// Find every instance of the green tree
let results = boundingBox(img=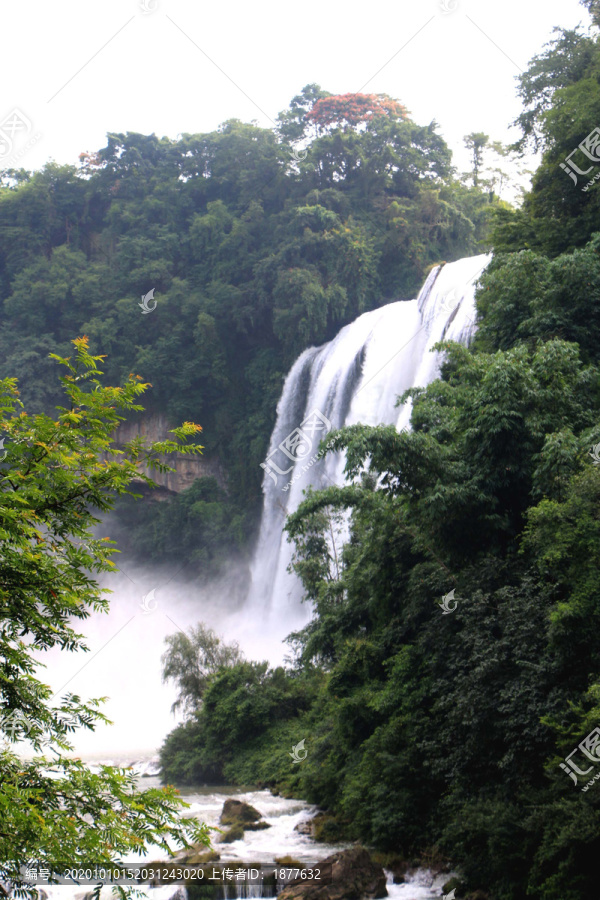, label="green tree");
[581,0,600,26]
[511,26,596,155]
[0,337,210,887]
[162,624,244,716]
[463,132,489,186]
[159,658,320,785]
[277,83,332,143]
[494,15,600,256]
